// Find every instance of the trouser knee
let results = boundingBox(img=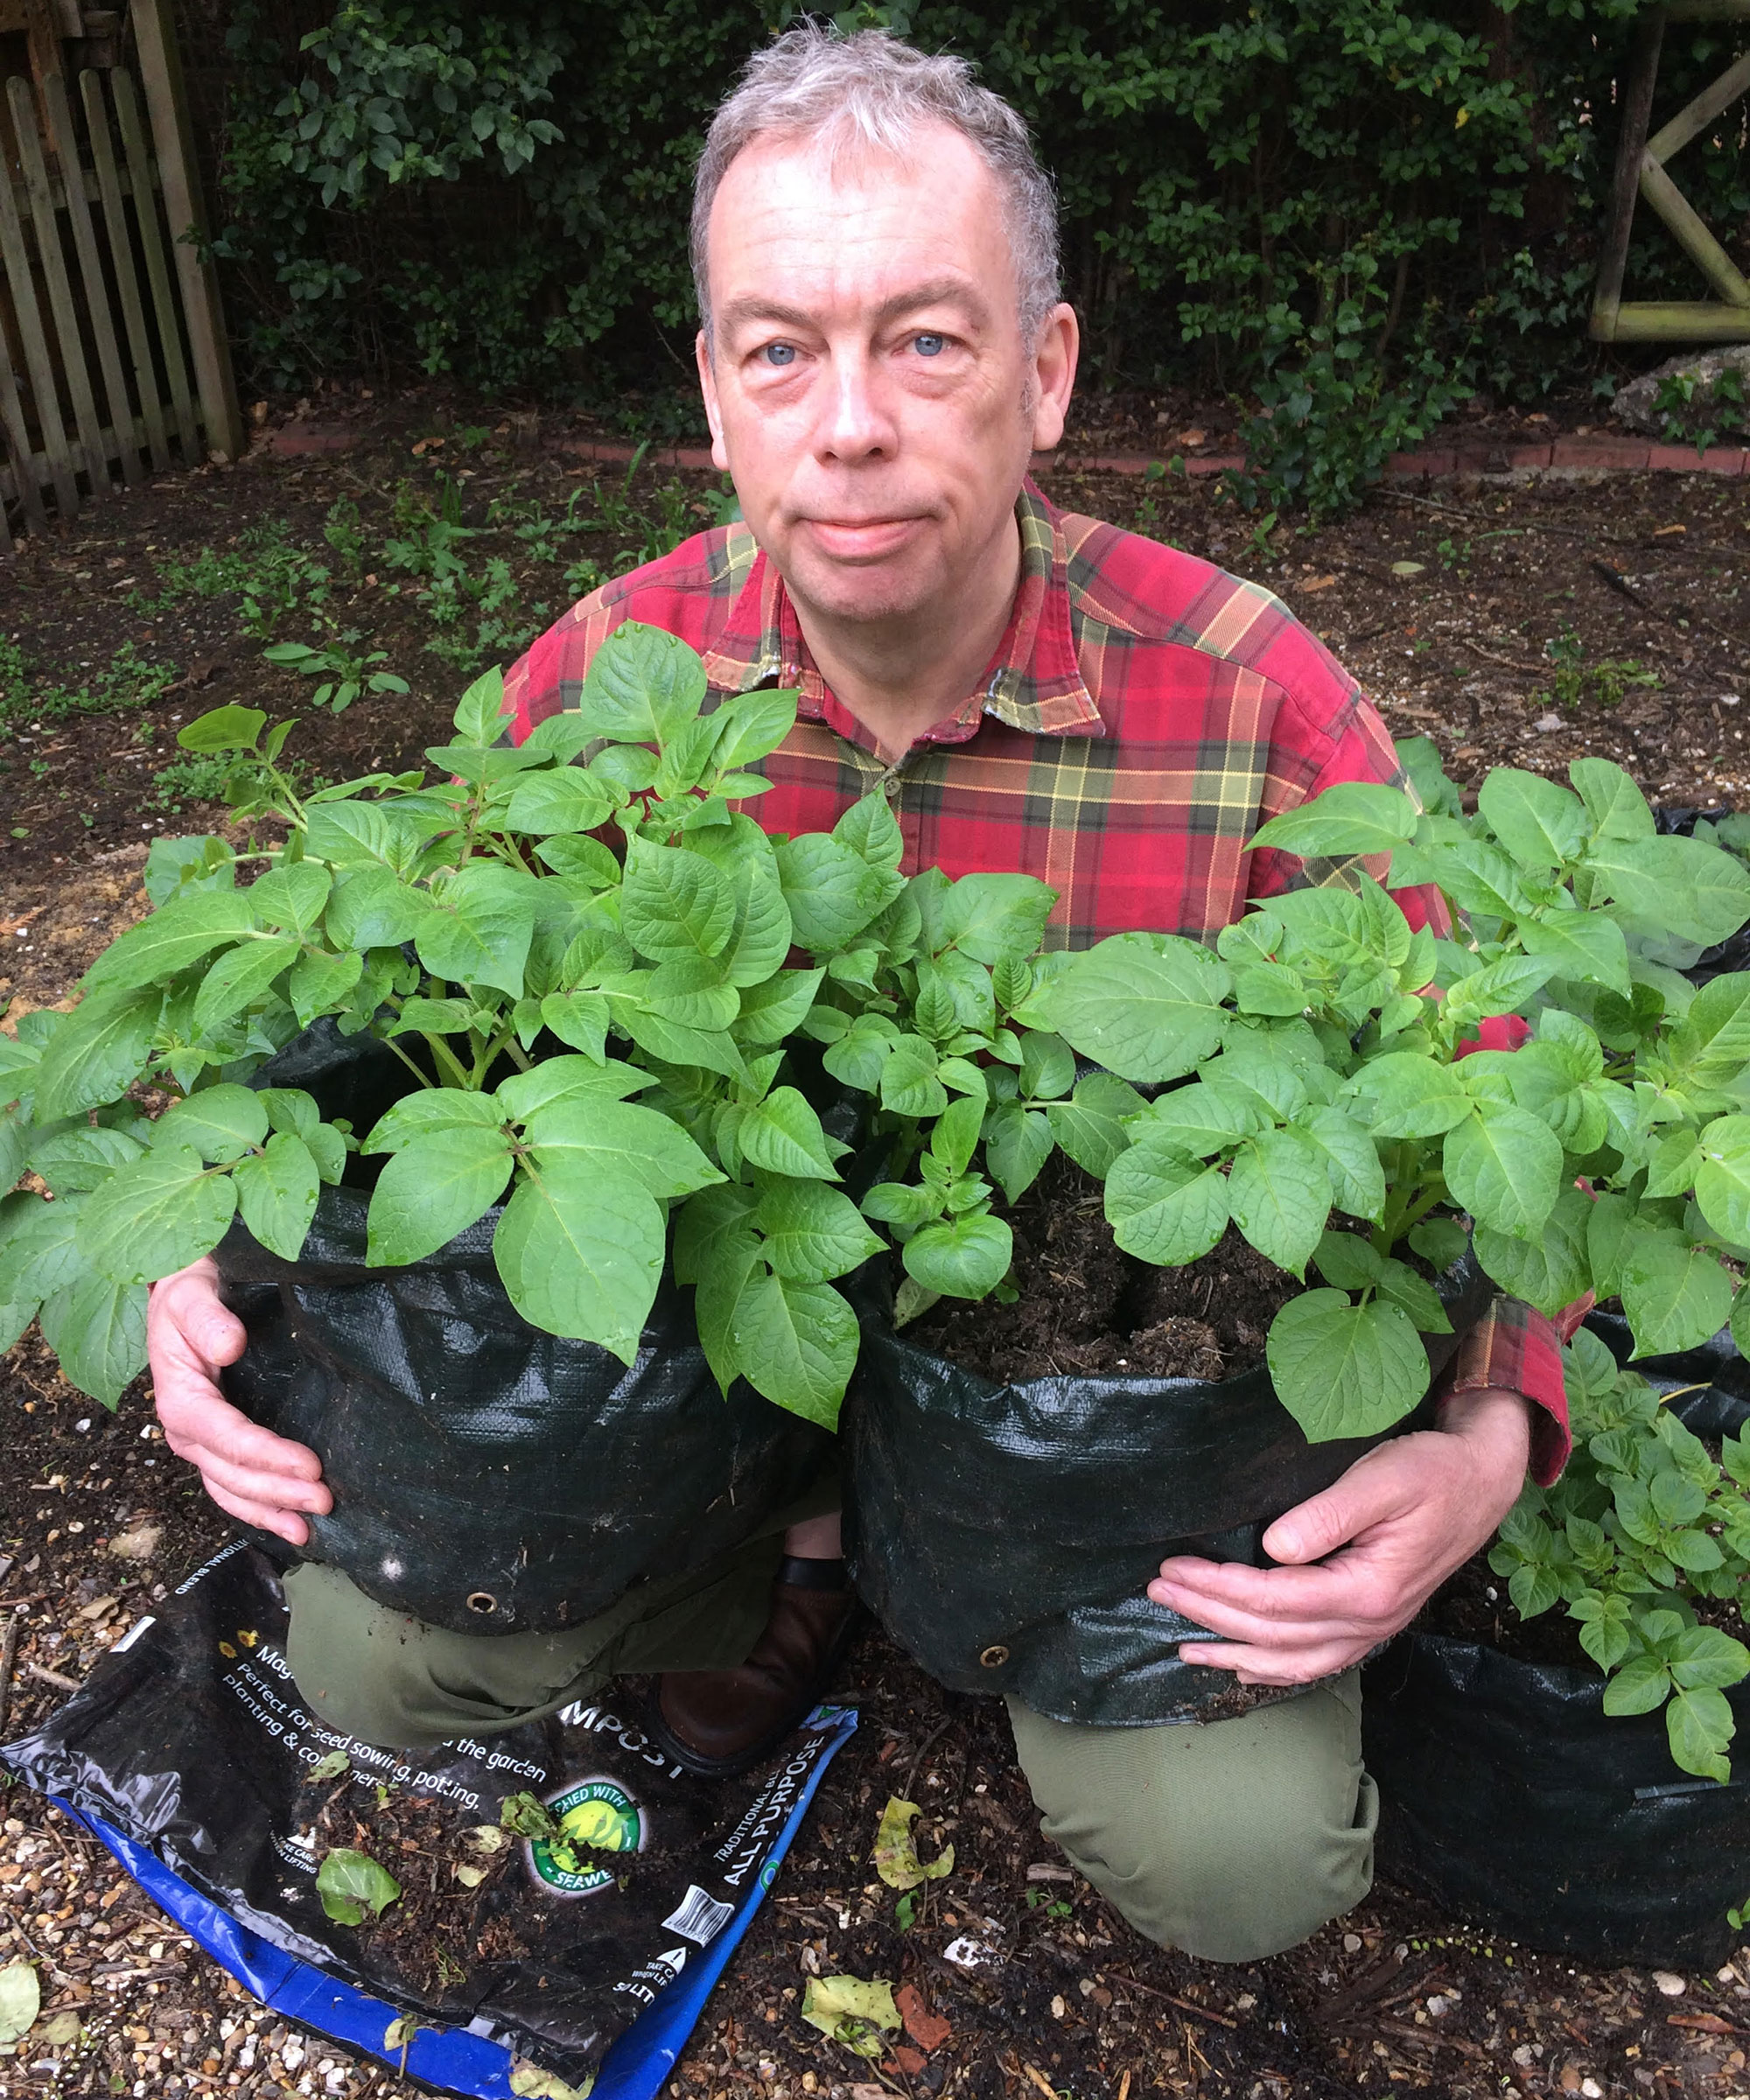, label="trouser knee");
[1006,1671,1377,1964]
